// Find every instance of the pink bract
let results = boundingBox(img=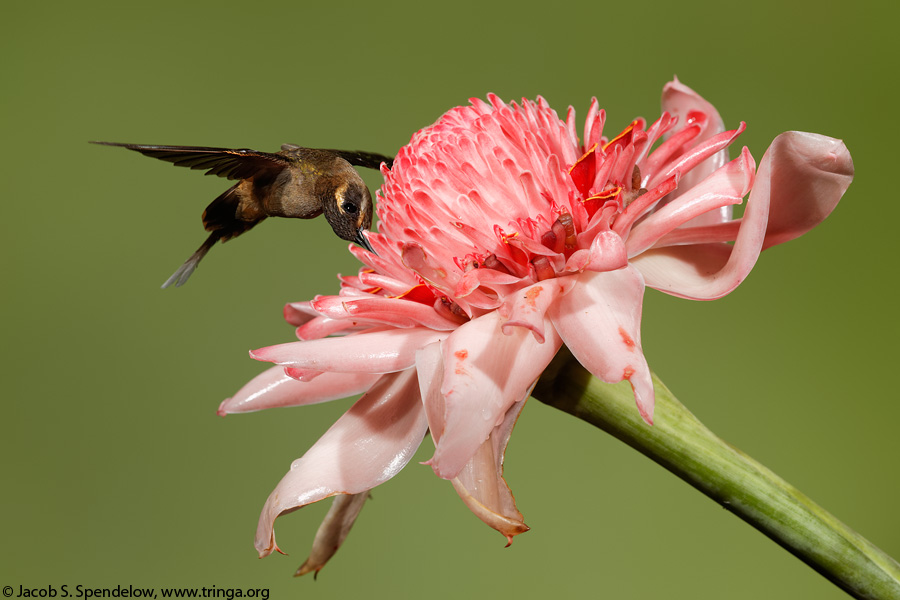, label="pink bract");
[219,79,853,574]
